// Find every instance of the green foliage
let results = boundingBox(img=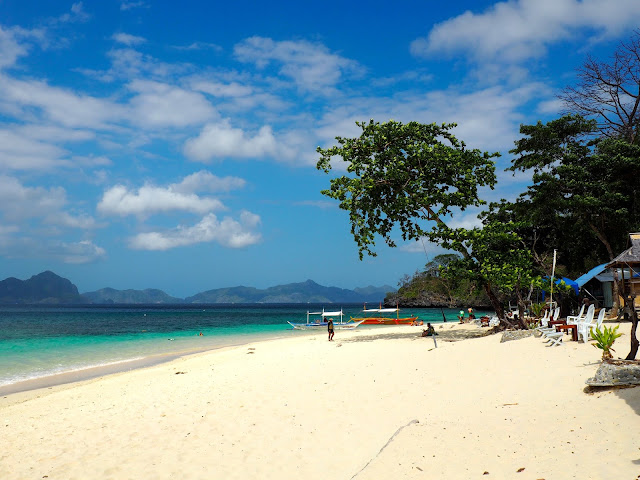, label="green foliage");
[396,265,490,307]
[317,119,498,260]
[591,325,623,360]
[508,114,640,276]
[529,302,545,318]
